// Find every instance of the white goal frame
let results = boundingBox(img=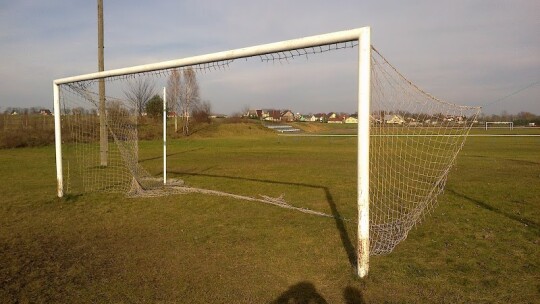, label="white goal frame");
[53,27,372,277]
[485,121,514,130]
